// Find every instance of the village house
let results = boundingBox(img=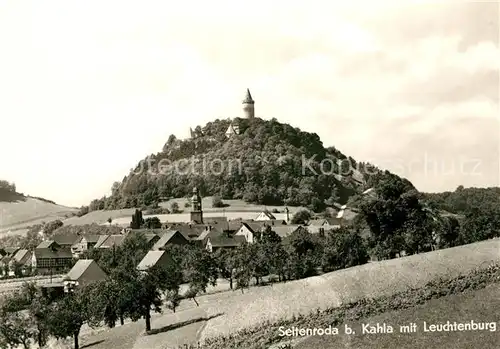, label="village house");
[94,234,126,249]
[63,259,107,292]
[137,250,173,272]
[31,247,74,274]
[205,233,246,253]
[255,210,277,221]
[127,229,162,249]
[71,234,101,257]
[271,225,305,239]
[152,230,189,250]
[53,234,81,249]
[0,255,11,276]
[306,218,342,234]
[8,249,32,276]
[37,240,60,249]
[234,222,265,243]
